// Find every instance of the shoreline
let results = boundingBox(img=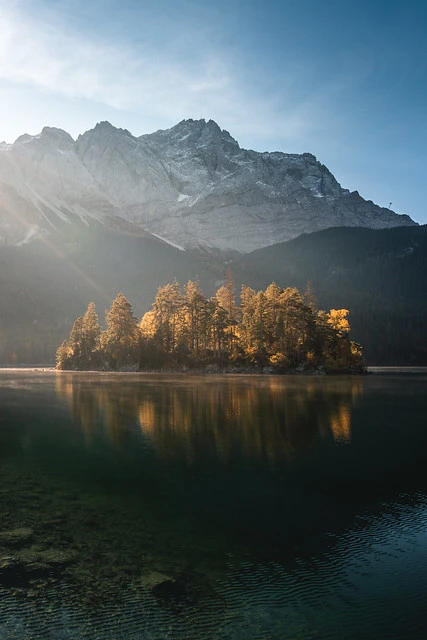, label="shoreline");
[3,365,427,375]
[1,365,366,375]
